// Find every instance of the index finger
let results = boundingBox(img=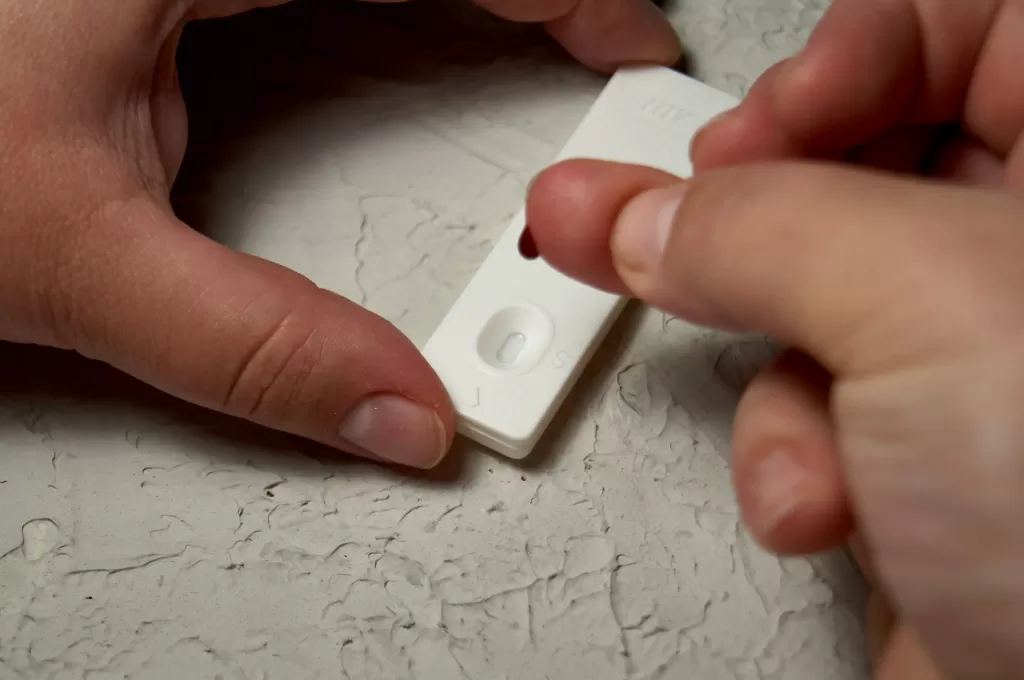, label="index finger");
[692,0,1009,169]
